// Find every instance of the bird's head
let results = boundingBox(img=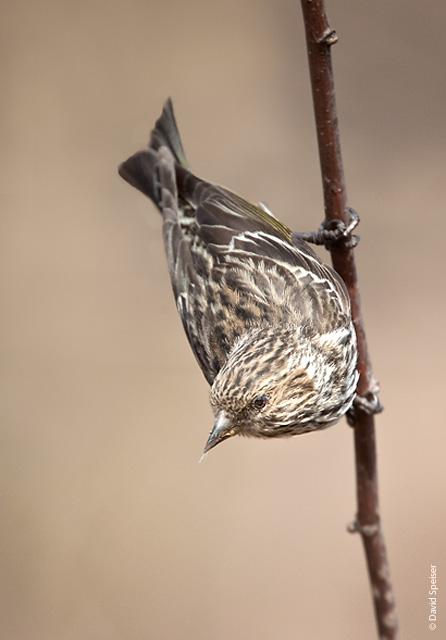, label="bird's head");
[204,326,332,453]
